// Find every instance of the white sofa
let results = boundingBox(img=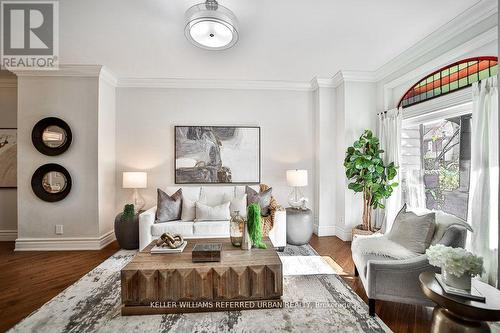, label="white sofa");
[139,185,287,251]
